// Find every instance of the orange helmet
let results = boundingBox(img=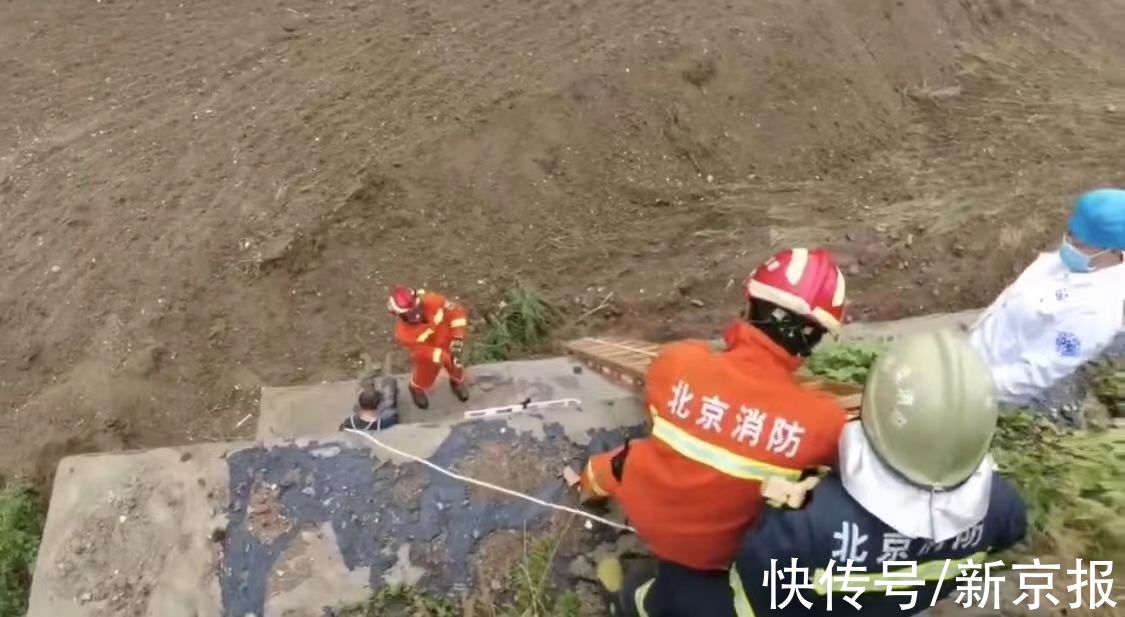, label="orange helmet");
[387,285,420,315]
[743,247,847,336]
